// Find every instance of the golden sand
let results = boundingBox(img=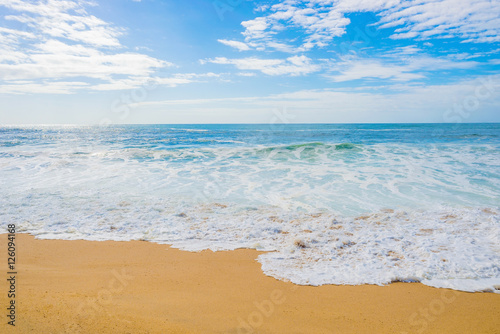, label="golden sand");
[1,234,499,333]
